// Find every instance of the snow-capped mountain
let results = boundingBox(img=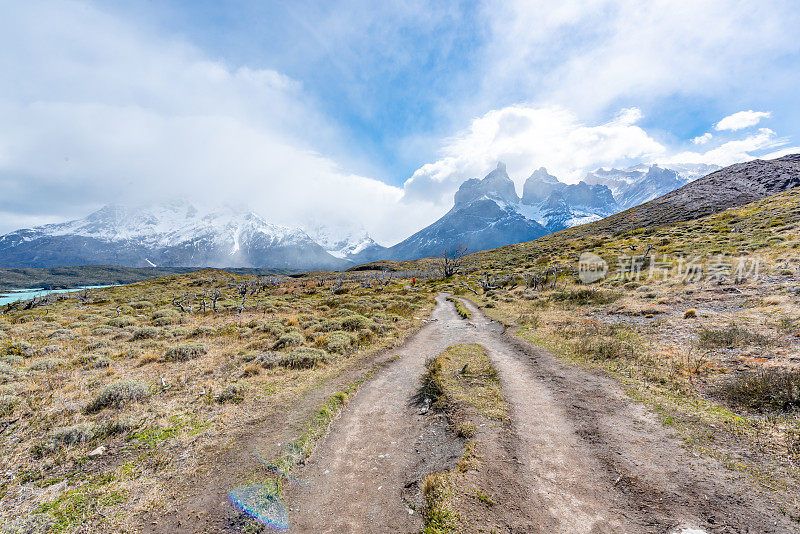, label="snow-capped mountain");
[305,224,386,262]
[584,163,720,209]
[0,161,723,268]
[371,160,722,262]
[379,163,548,260]
[519,168,618,232]
[0,201,347,269]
